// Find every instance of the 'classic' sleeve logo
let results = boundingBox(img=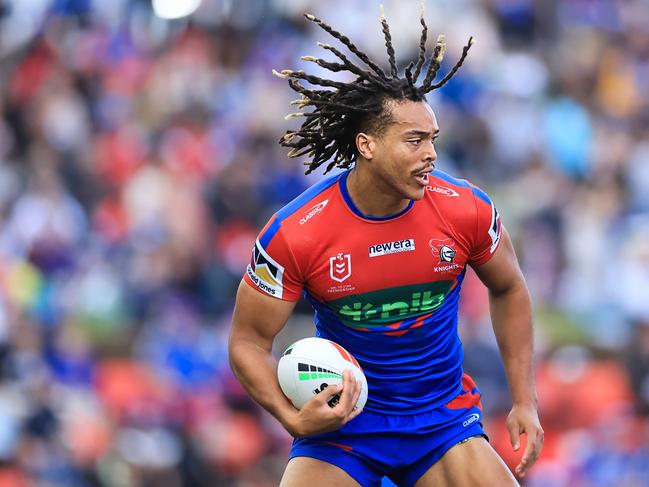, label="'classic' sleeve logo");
[246,240,285,298]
